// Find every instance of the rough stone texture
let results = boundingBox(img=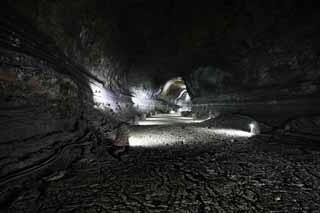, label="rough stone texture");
[8,1,320,128]
[10,0,130,93]
[3,124,320,212]
[0,47,88,179]
[0,5,133,209]
[1,1,320,212]
[192,99,320,129]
